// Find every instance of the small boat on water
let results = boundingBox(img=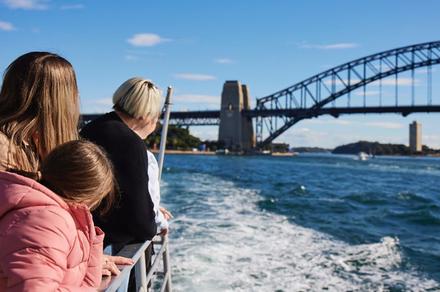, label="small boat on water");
[357,152,369,161]
[215,149,230,155]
